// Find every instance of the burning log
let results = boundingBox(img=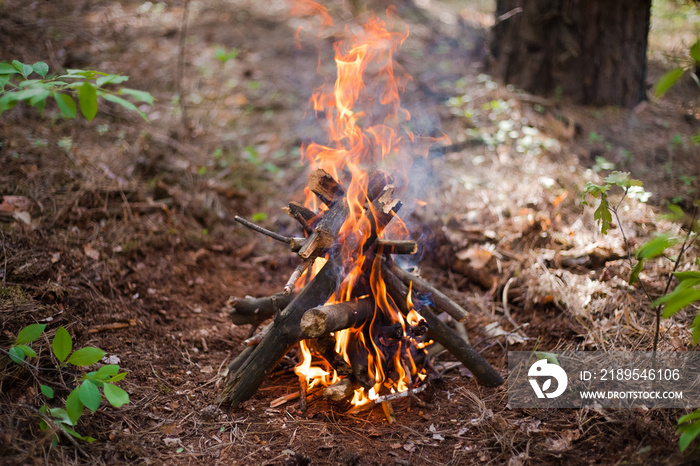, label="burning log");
[316,336,352,376]
[300,298,373,338]
[226,292,293,326]
[378,239,417,255]
[308,169,345,205]
[323,378,355,401]
[347,339,375,389]
[219,173,399,408]
[388,262,470,322]
[381,264,504,387]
